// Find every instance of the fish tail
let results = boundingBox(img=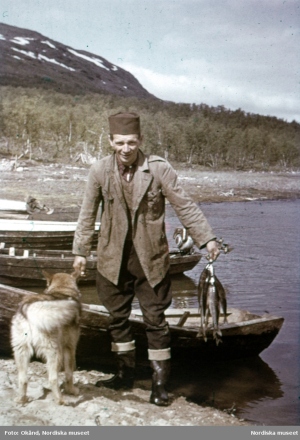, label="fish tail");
[214,335,223,346]
[213,328,222,345]
[196,326,207,342]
